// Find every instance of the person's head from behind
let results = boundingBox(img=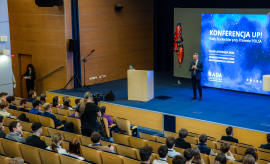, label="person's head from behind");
[267,133,270,144]
[199,134,208,144]
[179,128,188,139]
[62,96,69,103]
[139,146,153,163]
[33,100,41,110]
[29,90,36,98]
[69,139,82,156]
[6,96,15,105]
[191,146,202,162]
[215,153,227,164]
[63,99,71,109]
[9,157,24,164]
[43,103,52,113]
[75,99,81,105]
[40,94,47,103]
[220,142,230,154]
[0,92,7,101]
[158,145,168,159]
[172,155,186,164]
[79,92,92,114]
[243,154,255,164]
[91,132,101,144]
[100,106,106,115]
[31,122,42,136]
[53,96,60,107]
[193,53,199,61]
[166,136,176,149]
[245,147,257,161]
[27,64,35,73]
[226,126,234,136]
[51,133,63,152]
[184,148,194,162]
[0,101,9,110]
[20,98,28,108]
[0,116,4,128]
[9,121,22,134]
